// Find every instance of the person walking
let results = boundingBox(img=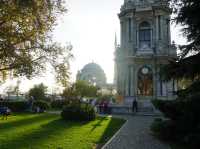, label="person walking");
[132,98,138,113]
